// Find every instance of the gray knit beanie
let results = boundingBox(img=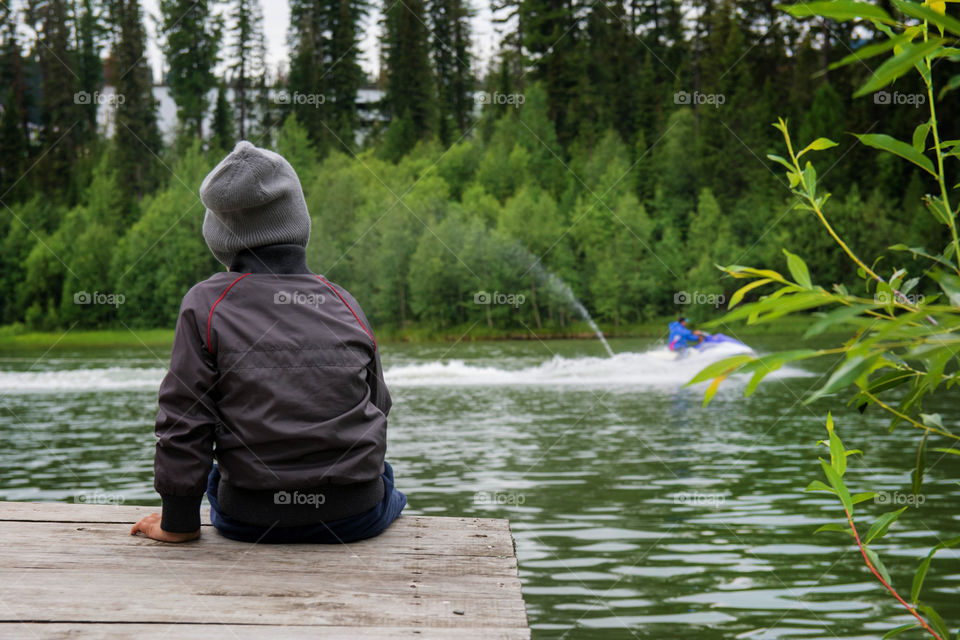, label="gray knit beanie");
[200,140,311,267]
